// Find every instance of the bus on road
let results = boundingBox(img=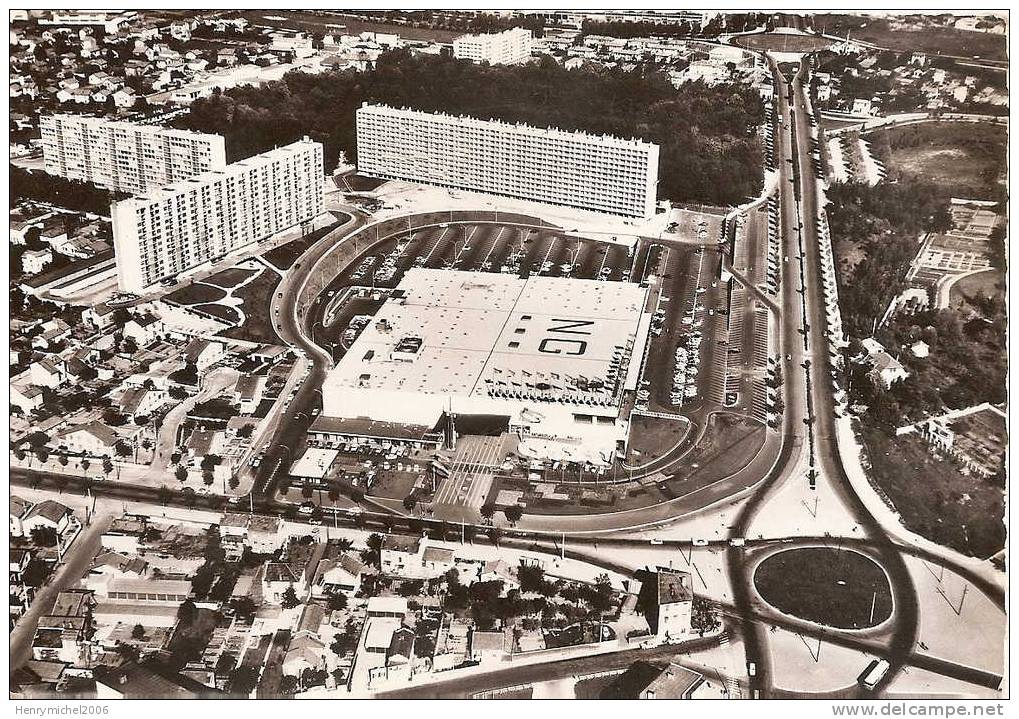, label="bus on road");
[859,659,890,690]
